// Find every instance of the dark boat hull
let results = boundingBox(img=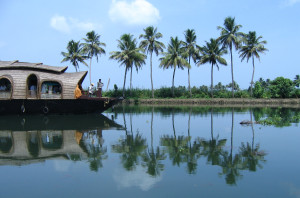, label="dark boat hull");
[0,98,120,115]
